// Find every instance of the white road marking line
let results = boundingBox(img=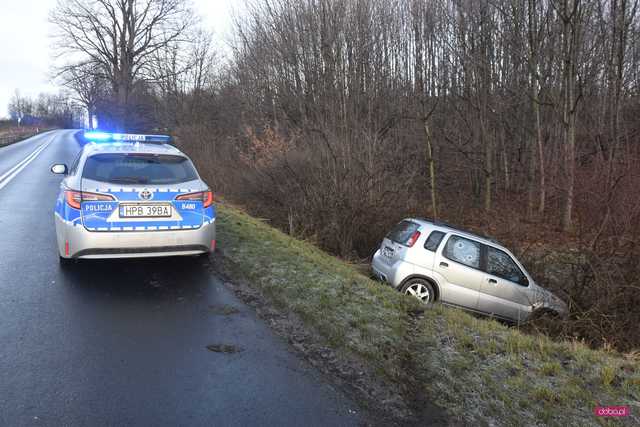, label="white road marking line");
[0,135,54,191]
[0,135,53,182]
